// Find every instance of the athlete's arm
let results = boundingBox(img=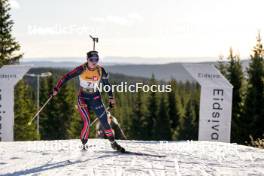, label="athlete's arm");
[101,67,114,98]
[53,64,85,94]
